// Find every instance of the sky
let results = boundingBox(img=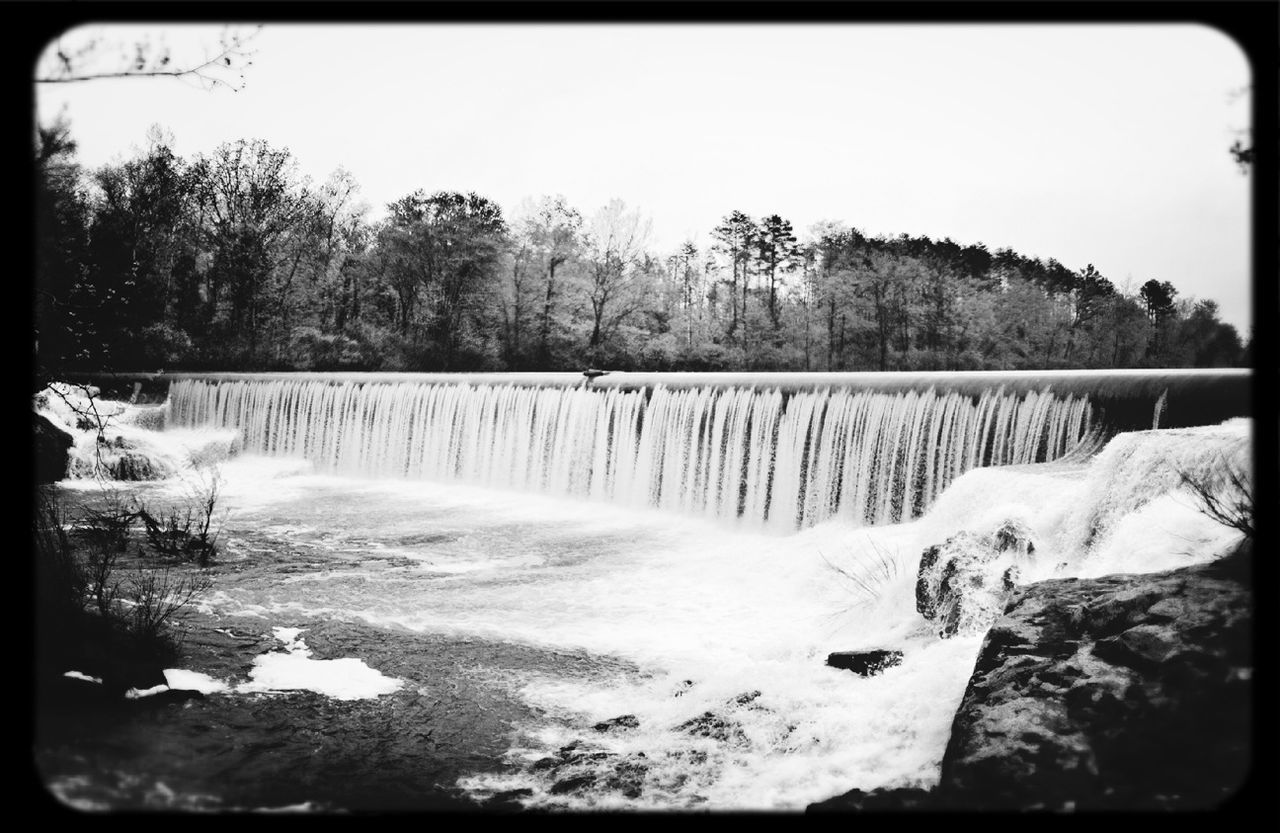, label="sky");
[34,23,1253,334]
